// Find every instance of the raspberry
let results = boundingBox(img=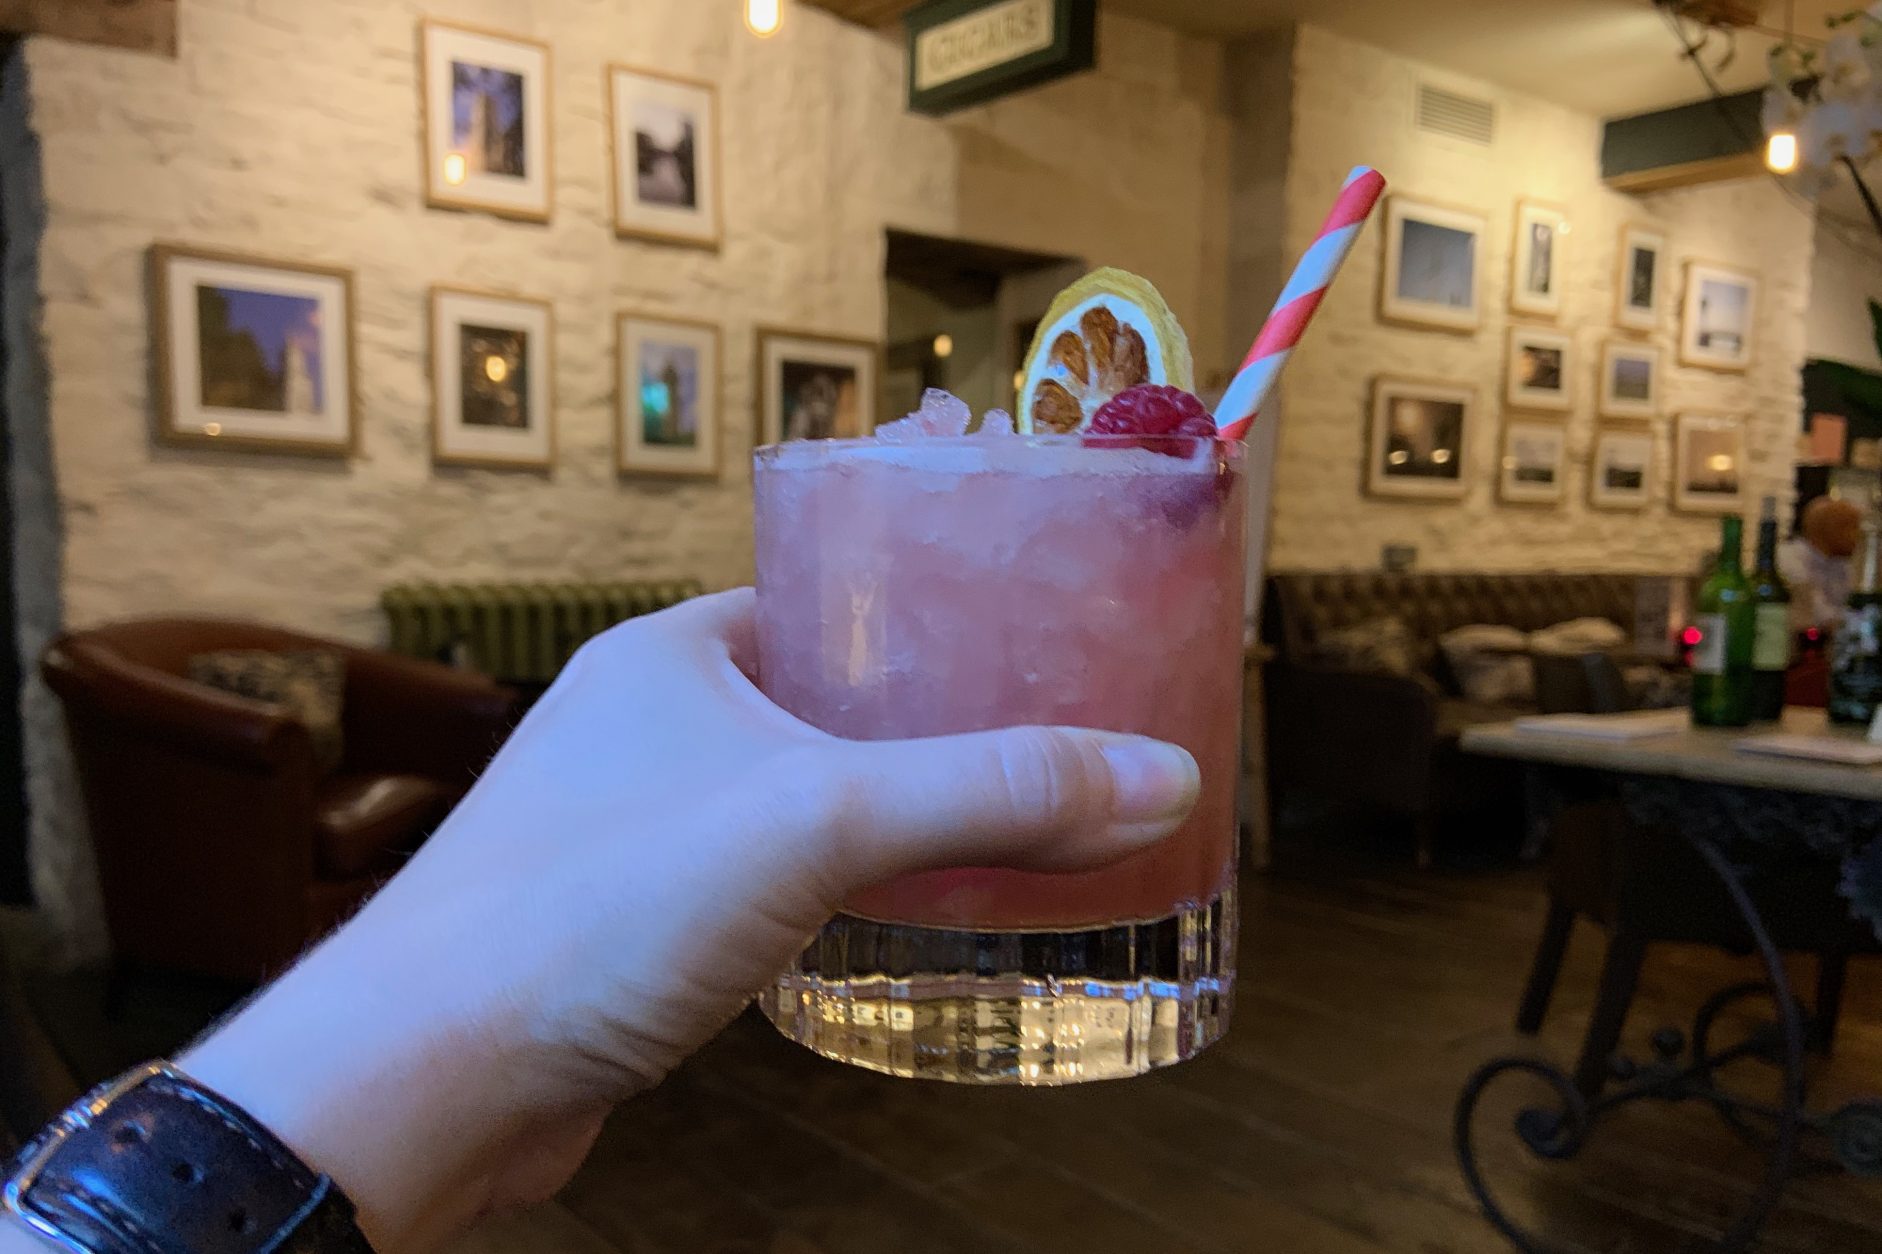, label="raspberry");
[1087,385,1216,451]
